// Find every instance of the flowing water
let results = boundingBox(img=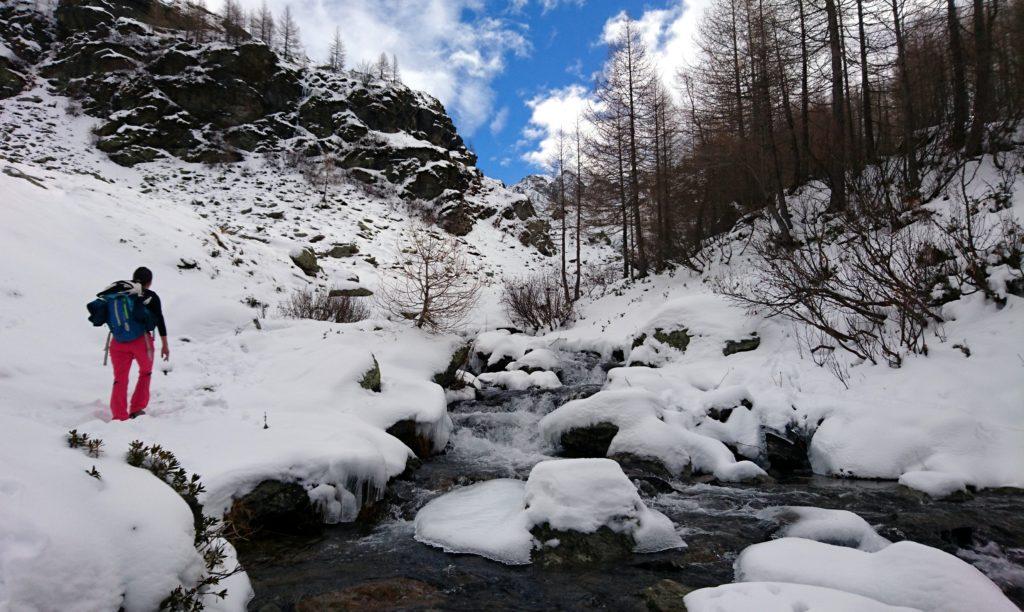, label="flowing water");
[241,352,1024,611]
